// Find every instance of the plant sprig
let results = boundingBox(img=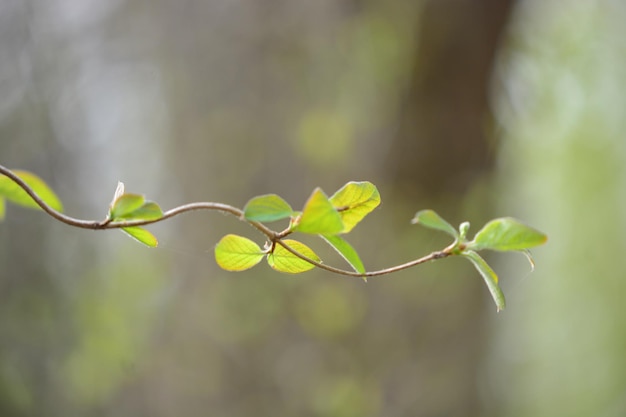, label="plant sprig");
[0,164,547,311]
